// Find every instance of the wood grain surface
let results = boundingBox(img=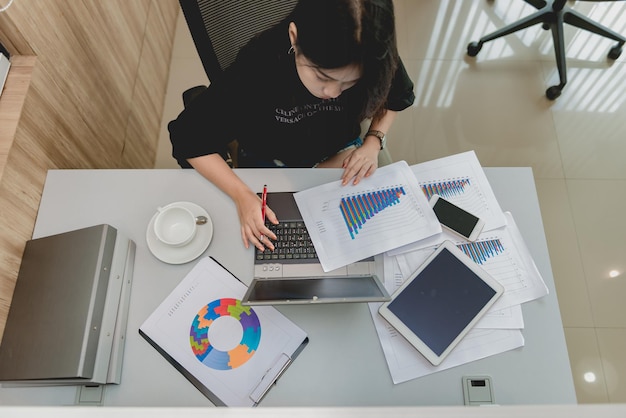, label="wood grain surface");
[0,0,179,339]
